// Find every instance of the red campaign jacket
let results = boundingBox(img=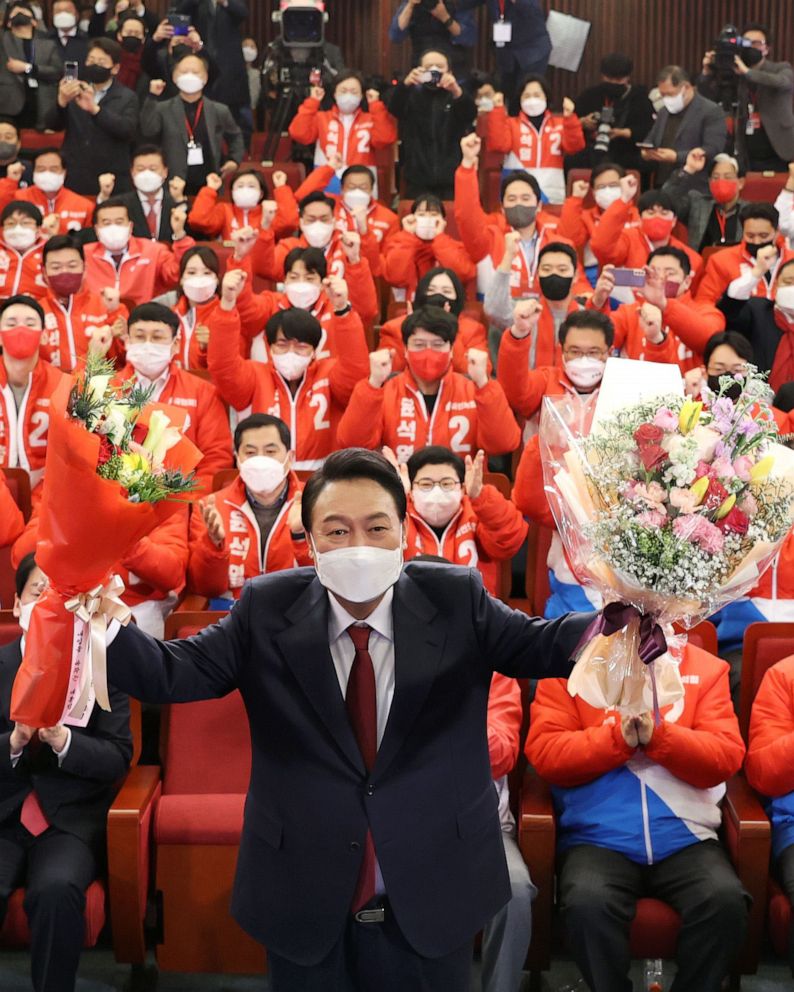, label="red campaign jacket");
[336,366,521,462]
[694,236,794,305]
[453,164,591,298]
[0,237,46,299]
[405,487,527,598]
[588,197,703,274]
[488,674,522,780]
[0,179,95,234]
[114,361,232,497]
[745,654,794,798]
[495,296,608,374]
[288,99,397,169]
[513,433,555,529]
[187,472,311,599]
[40,287,124,373]
[207,305,369,470]
[485,107,586,167]
[83,235,195,307]
[751,531,794,600]
[612,294,725,373]
[557,195,641,252]
[0,359,70,487]
[378,313,490,375]
[381,230,476,296]
[0,472,23,548]
[188,183,300,242]
[116,508,189,606]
